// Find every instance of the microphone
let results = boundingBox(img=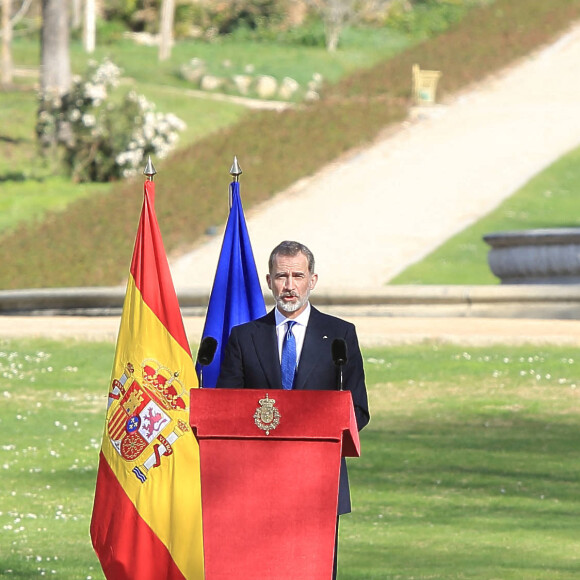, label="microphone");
[197,336,218,366]
[196,337,218,388]
[331,338,348,390]
[331,338,348,366]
